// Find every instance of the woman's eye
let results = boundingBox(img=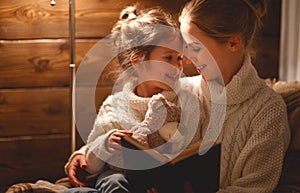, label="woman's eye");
[192,46,201,52]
